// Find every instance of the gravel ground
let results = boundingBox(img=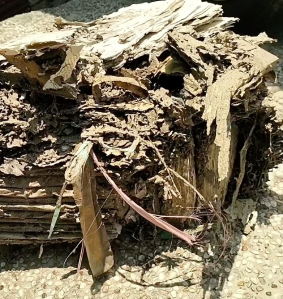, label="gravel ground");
[1,191,283,299]
[1,2,283,299]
